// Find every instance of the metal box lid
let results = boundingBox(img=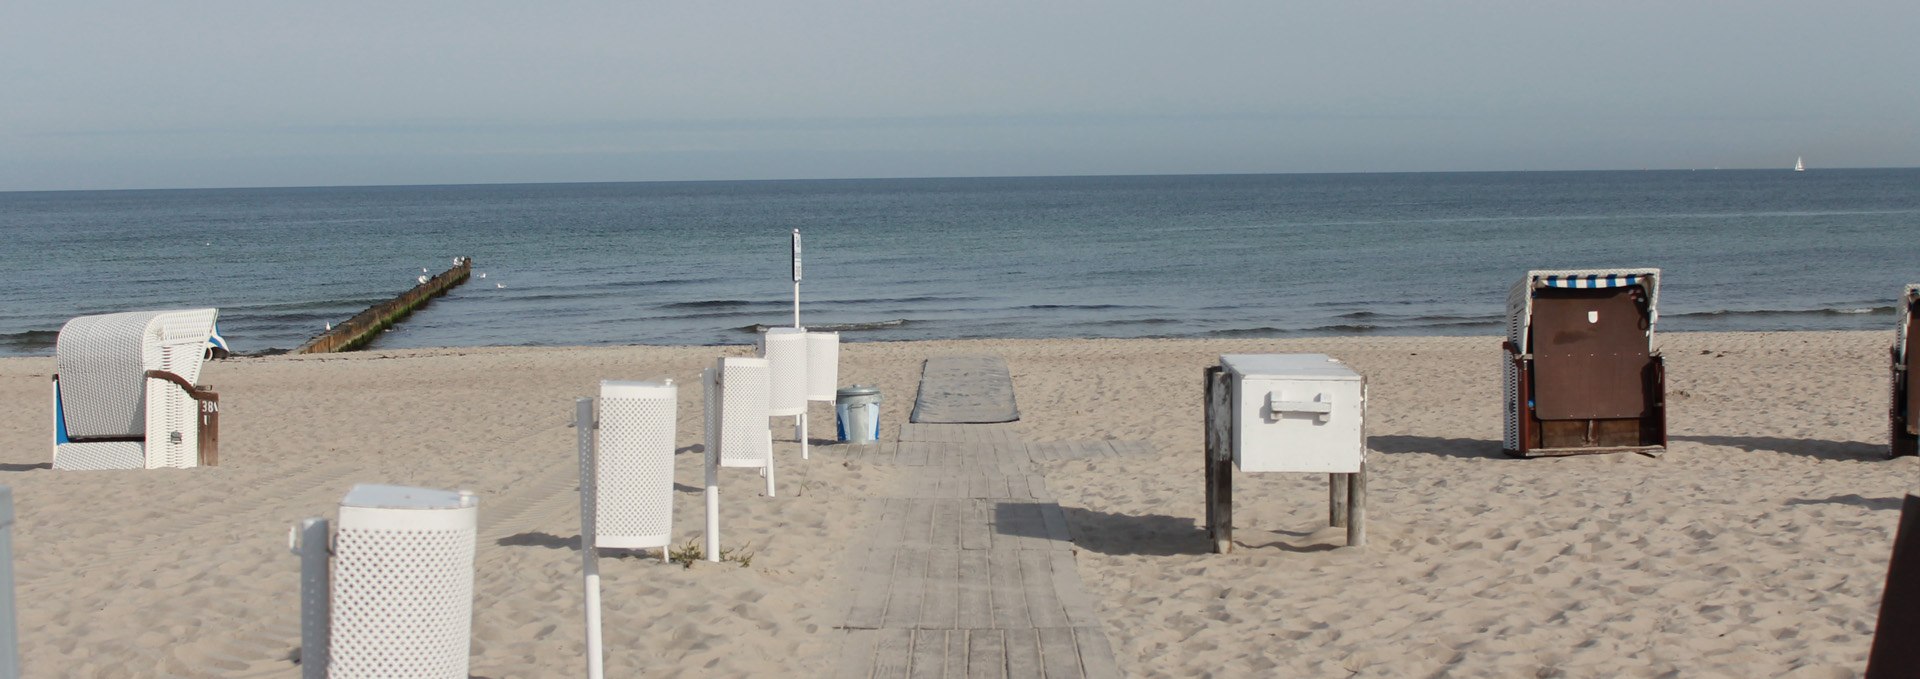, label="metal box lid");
[341,484,477,511]
[1220,354,1361,381]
